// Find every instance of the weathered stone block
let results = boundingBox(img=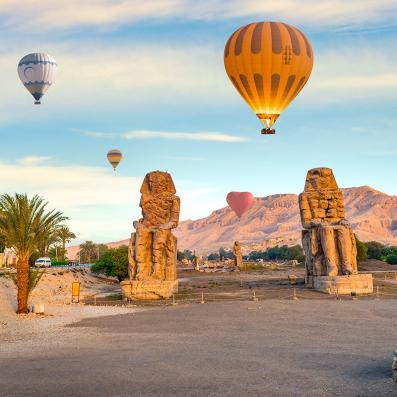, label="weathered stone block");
[121,280,178,300]
[313,274,373,295]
